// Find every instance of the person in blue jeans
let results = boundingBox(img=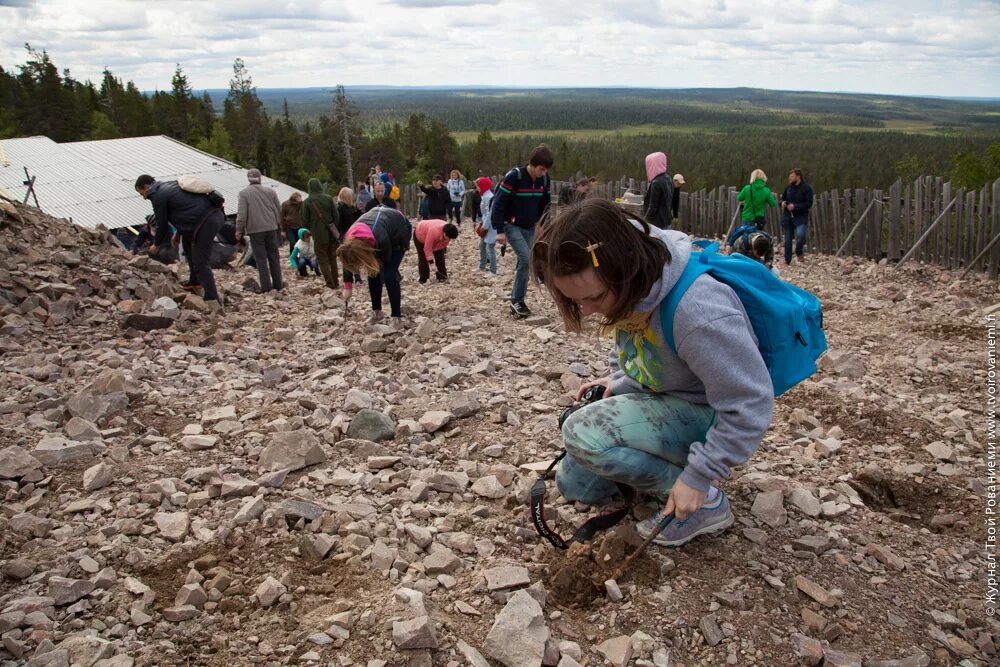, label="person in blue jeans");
[477,177,498,274]
[531,199,774,547]
[492,144,555,318]
[779,168,813,264]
